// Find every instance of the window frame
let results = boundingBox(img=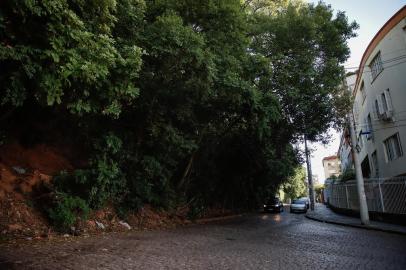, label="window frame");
[384,133,403,162]
[360,81,366,104]
[366,114,373,140]
[370,52,384,82]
